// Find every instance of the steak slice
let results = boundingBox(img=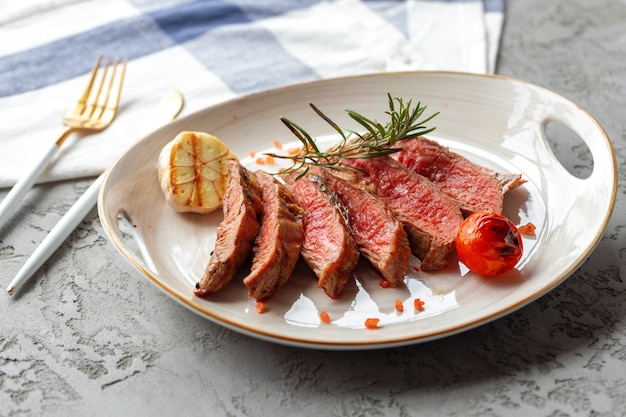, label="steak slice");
[284,172,359,299]
[194,160,263,296]
[391,136,525,215]
[310,166,410,287]
[243,171,304,300]
[342,156,464,270]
